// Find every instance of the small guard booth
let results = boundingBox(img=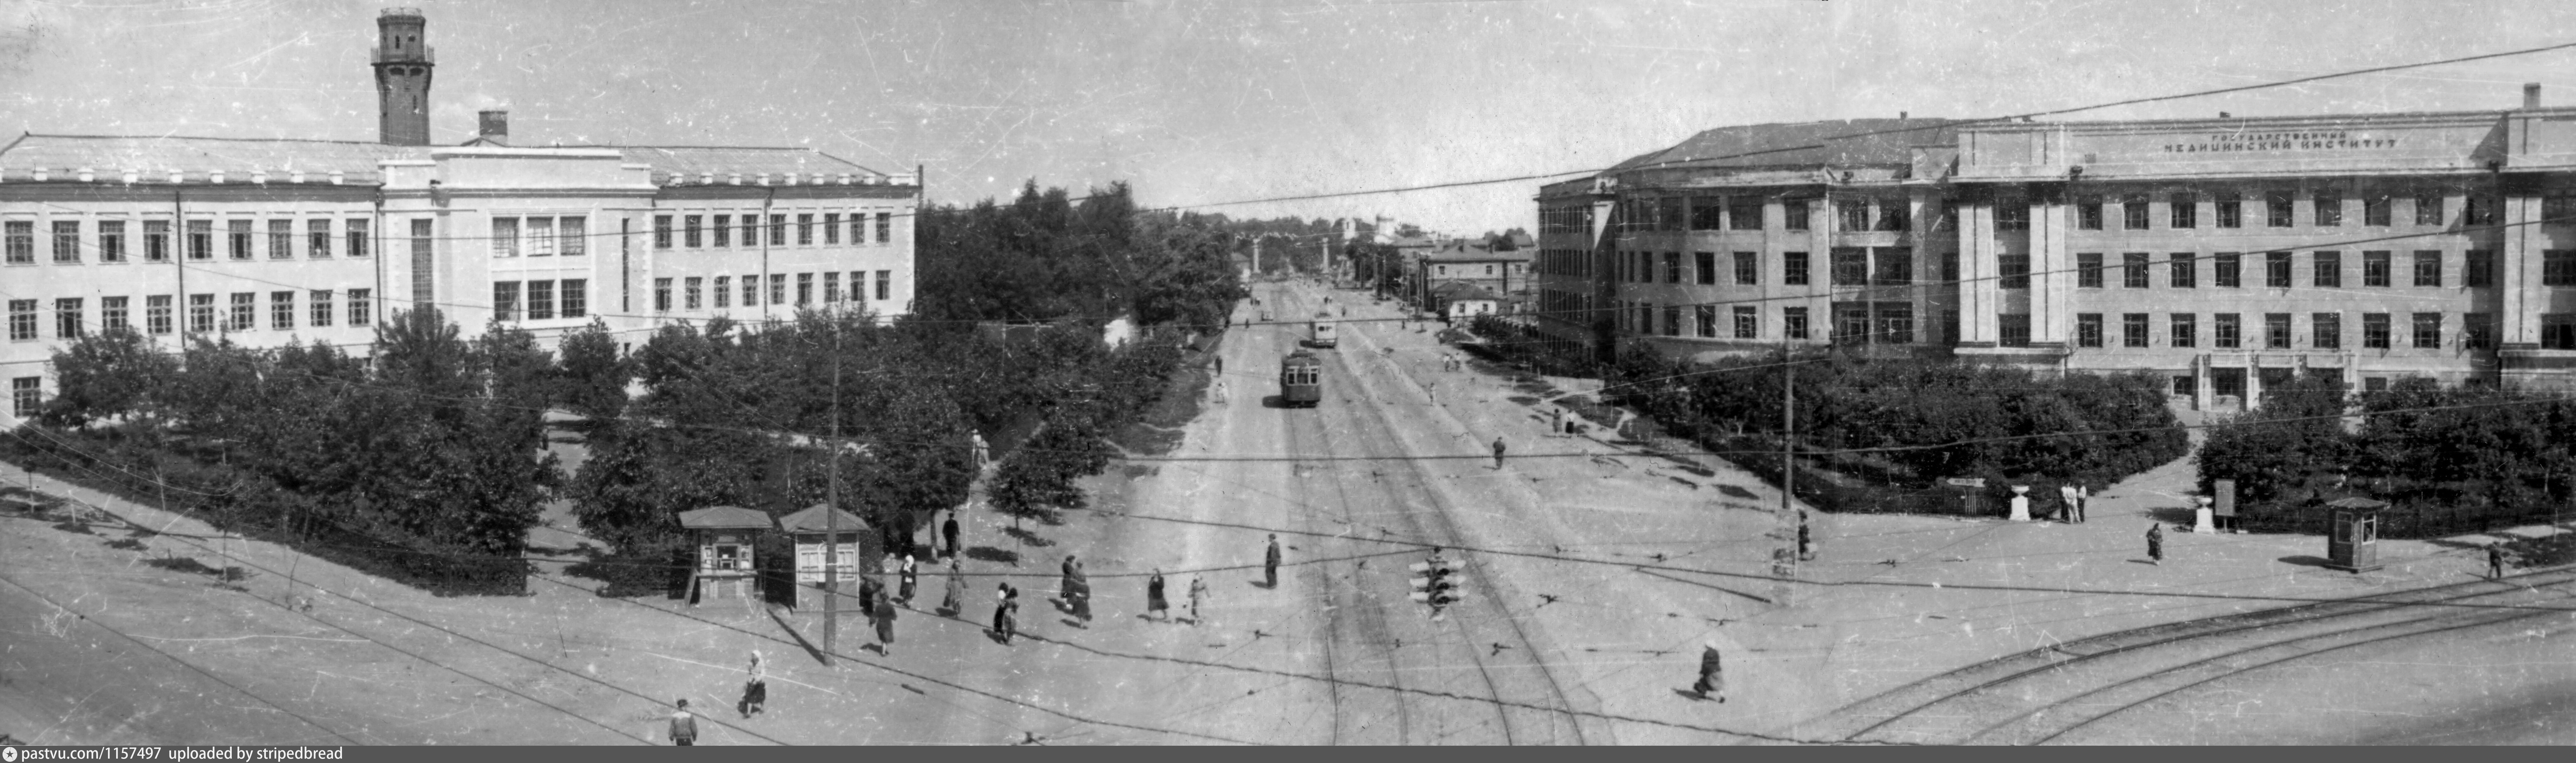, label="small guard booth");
[679,505,774,606]
[780,503,875,610]
[2324,497,2387,573]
